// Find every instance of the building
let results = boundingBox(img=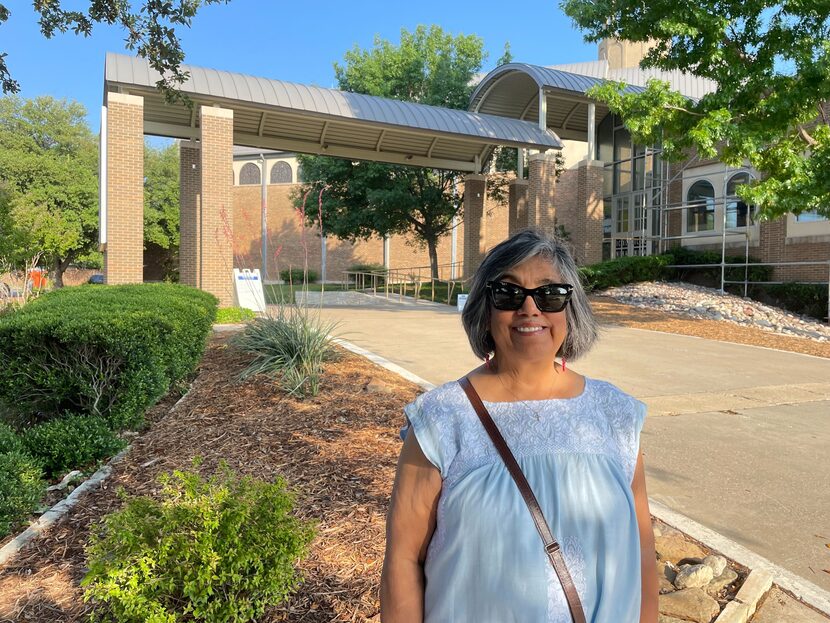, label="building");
[230,39,829,285]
